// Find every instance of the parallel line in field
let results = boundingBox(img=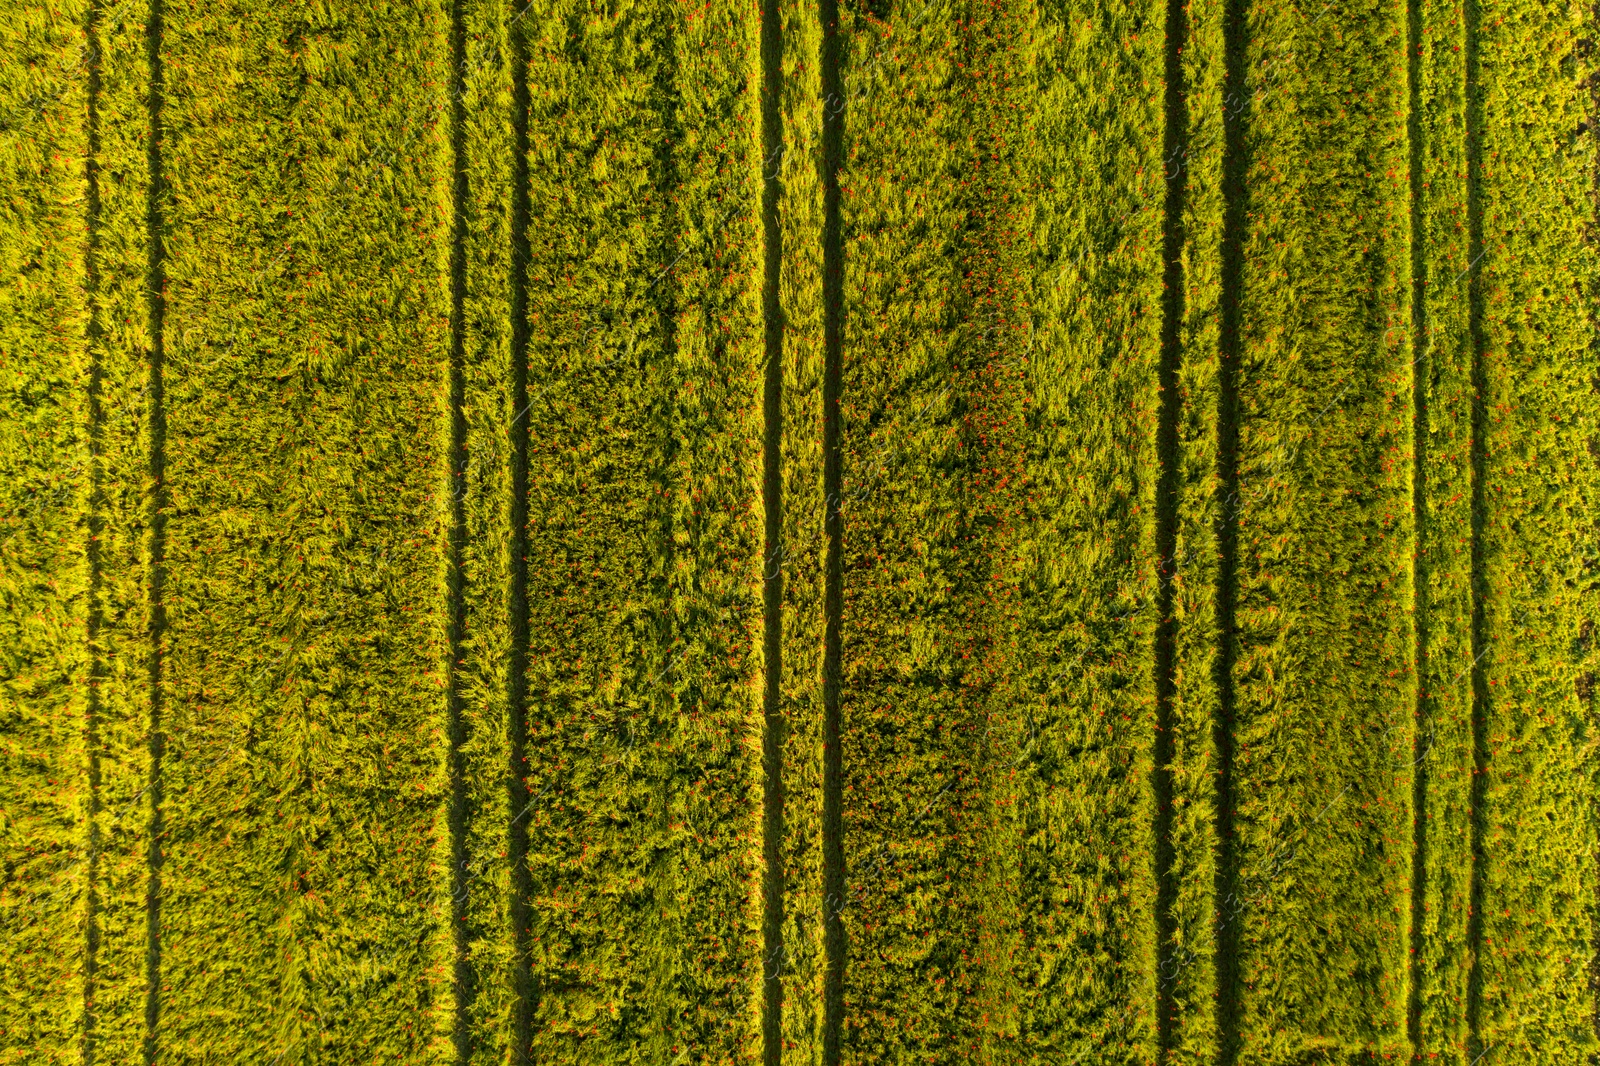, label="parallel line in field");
[758,0,786,1056]
[1154,0,1191,1055]
[1463,0,1487,1050]
[83,3,107,1060]
[1405,0,1428,1049]
[141,0,168,1057]
[1592,642,1599,1046]
[1590,68,1600,1034]
[445,0,473,1057]
[649,21,682,1045]
[507,1,535,1055]
[817,0,845,1056]
[1214,0,1249,1053]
